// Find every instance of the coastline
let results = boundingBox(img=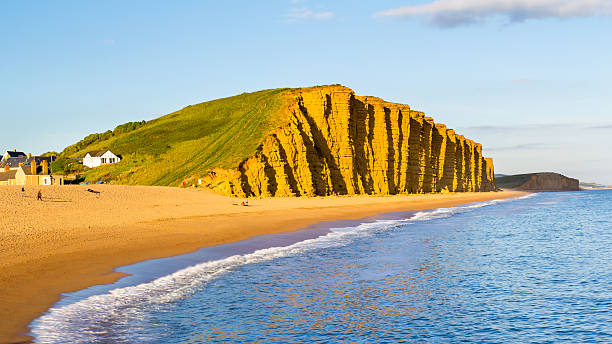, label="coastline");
[0,185,526,343]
